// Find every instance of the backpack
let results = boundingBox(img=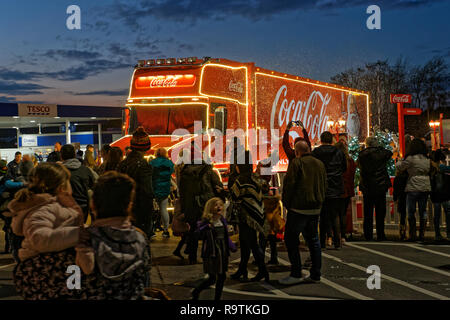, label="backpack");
[431,170,450,203]
[180,164,212,216]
